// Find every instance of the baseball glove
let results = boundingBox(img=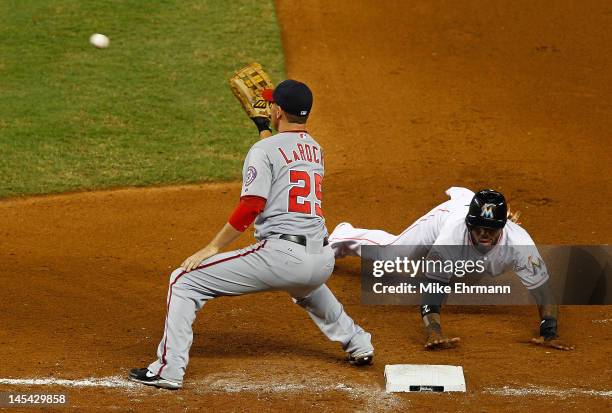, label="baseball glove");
[229,62,274,121]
